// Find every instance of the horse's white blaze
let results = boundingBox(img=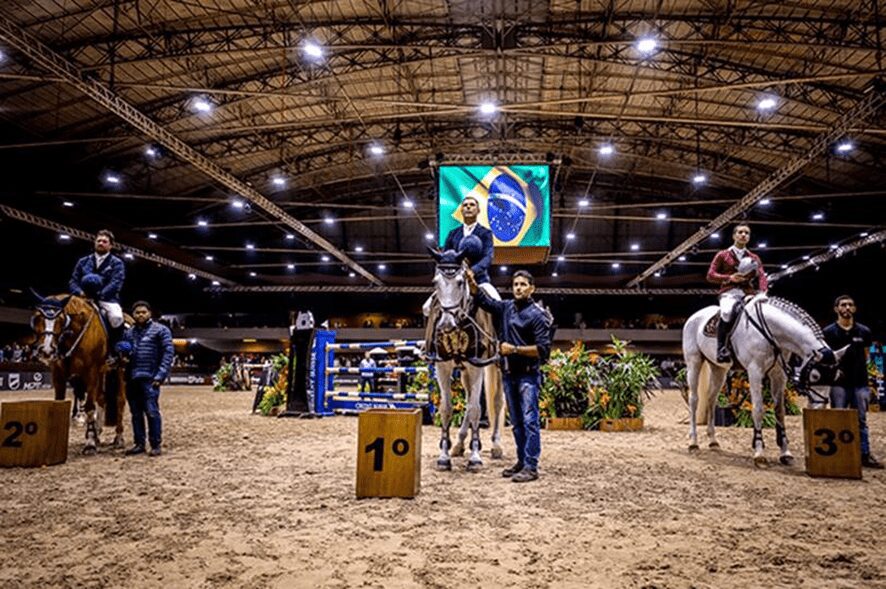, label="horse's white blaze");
[40,318,56,355]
